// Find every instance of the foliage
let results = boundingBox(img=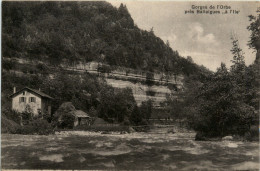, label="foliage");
[2,59,16,71]
[101,89,152,126]
[53,102,76,129]
[20,119,54,135]
[36,63,50,75]
[165,73,205,121]
[192,37,258,138]
[139,100,153,120]
[97,64,112,74]
[58,113,75,129]
[1,109,53,135]
[2,1,205,75]
[145,72,155,86]
[247,13,260,50]
[129,105,148,126]
[88,106,97,117]
[2,108,21,124]
[230,36,246,73]
[98,87,136,123]
[1,113,21,134]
